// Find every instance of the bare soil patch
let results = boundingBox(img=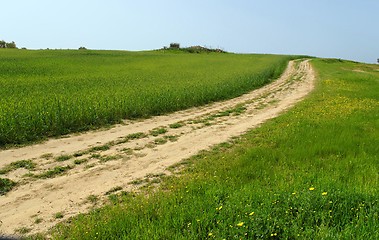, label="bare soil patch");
[0,60,315,235]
